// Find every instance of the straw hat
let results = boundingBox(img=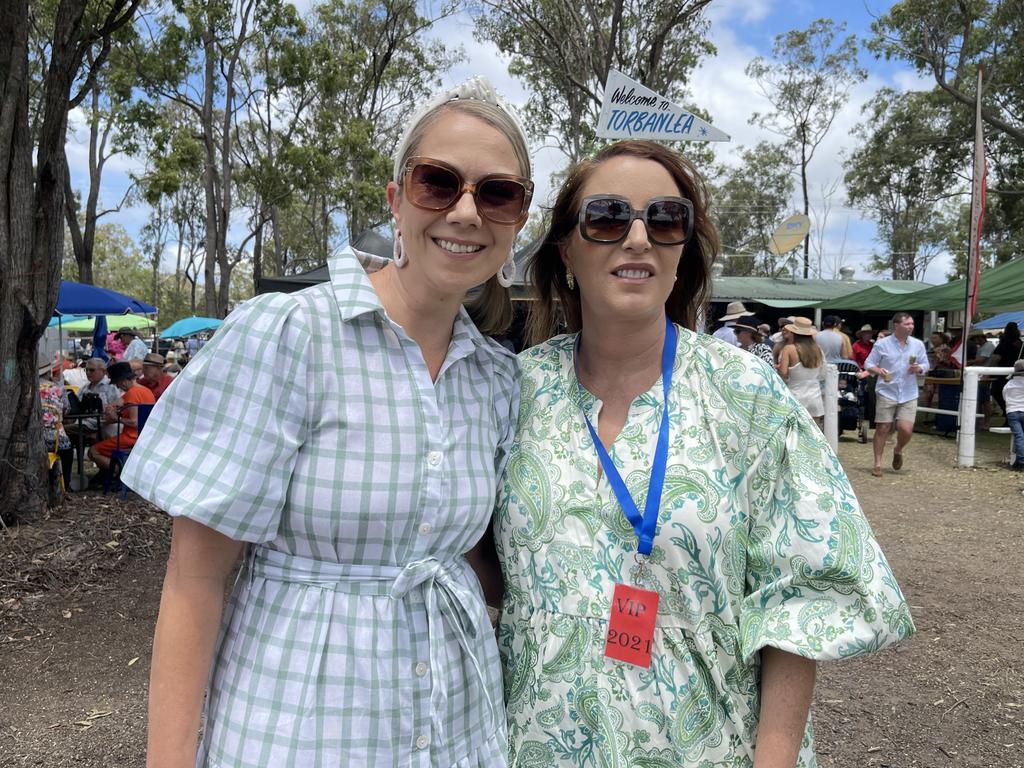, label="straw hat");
[718,301,748,321]
[142,352,165,367]
[118,328,139,338]
[37,350,55,377]
[857,324,874,337]
[784,317,817,336]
